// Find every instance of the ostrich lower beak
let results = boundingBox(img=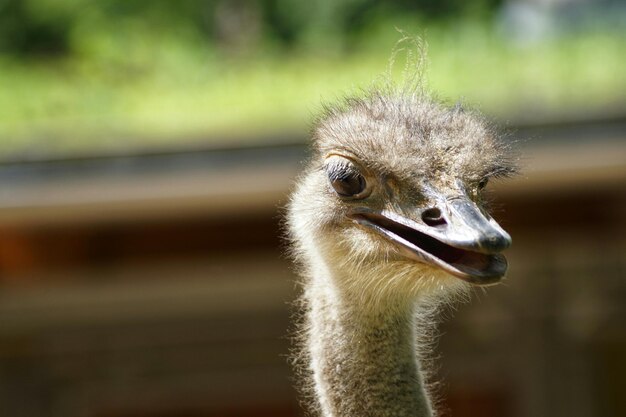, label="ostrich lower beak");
[348,197,512,285]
